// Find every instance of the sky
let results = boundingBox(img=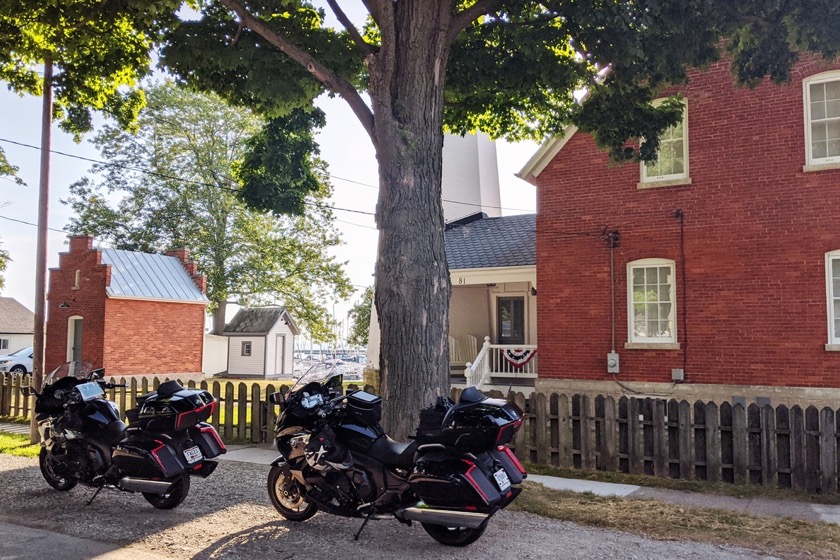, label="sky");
[0,5,538,344]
